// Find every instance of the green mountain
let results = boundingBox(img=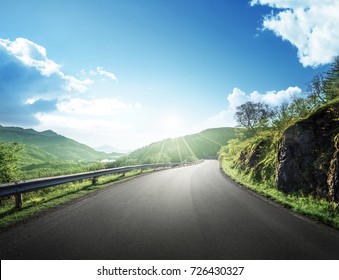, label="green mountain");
[0,125,114,162]
[127,127,236,164]
[0,125,235,179]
